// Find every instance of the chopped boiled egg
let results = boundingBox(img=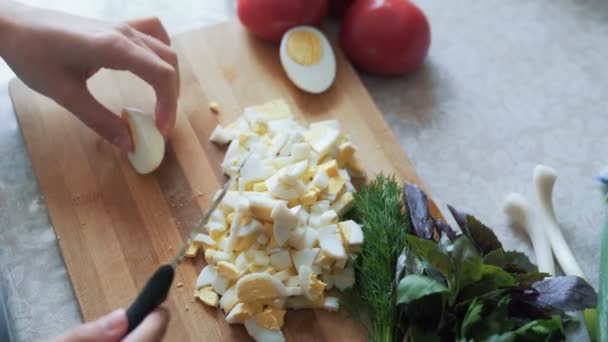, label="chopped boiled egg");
[236,273,288,302]
[279,26,336,94]
[240,155,275,185]
[193,233,216,247]
[298,265,326,303]
[244,319,285,342]
[196,100,366,341]
[271,202,299,246]
[306,124,341,158]
[332,192,355,217]
[219,286,238,312]
[338,220,364,246]
[196,265,218,288]
[195,286,219,307]
[269,250,292,271]
[217,261,241,280]
[319,226,346,259]
[291,248,320,270]
[184,243,200,258]
[212,274,230,295]
[210,124,231,144]
[323,296,340,312]
[254,307,286,331]
[333,266,356,290]
[226,303,254,324]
